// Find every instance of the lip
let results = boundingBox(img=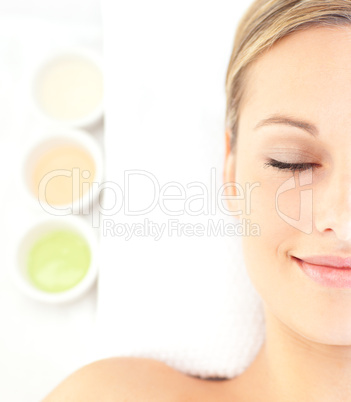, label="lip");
[292,256,351,288]
[296,255,351,268]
